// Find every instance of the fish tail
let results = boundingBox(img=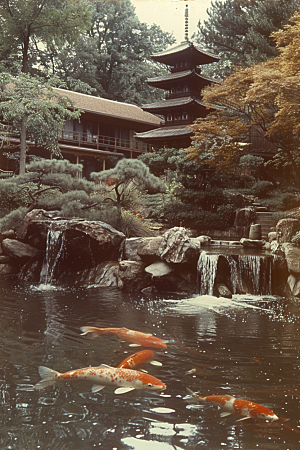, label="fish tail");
[80,326,101,338]
[185,387,204,404]
[35,366,60,390]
